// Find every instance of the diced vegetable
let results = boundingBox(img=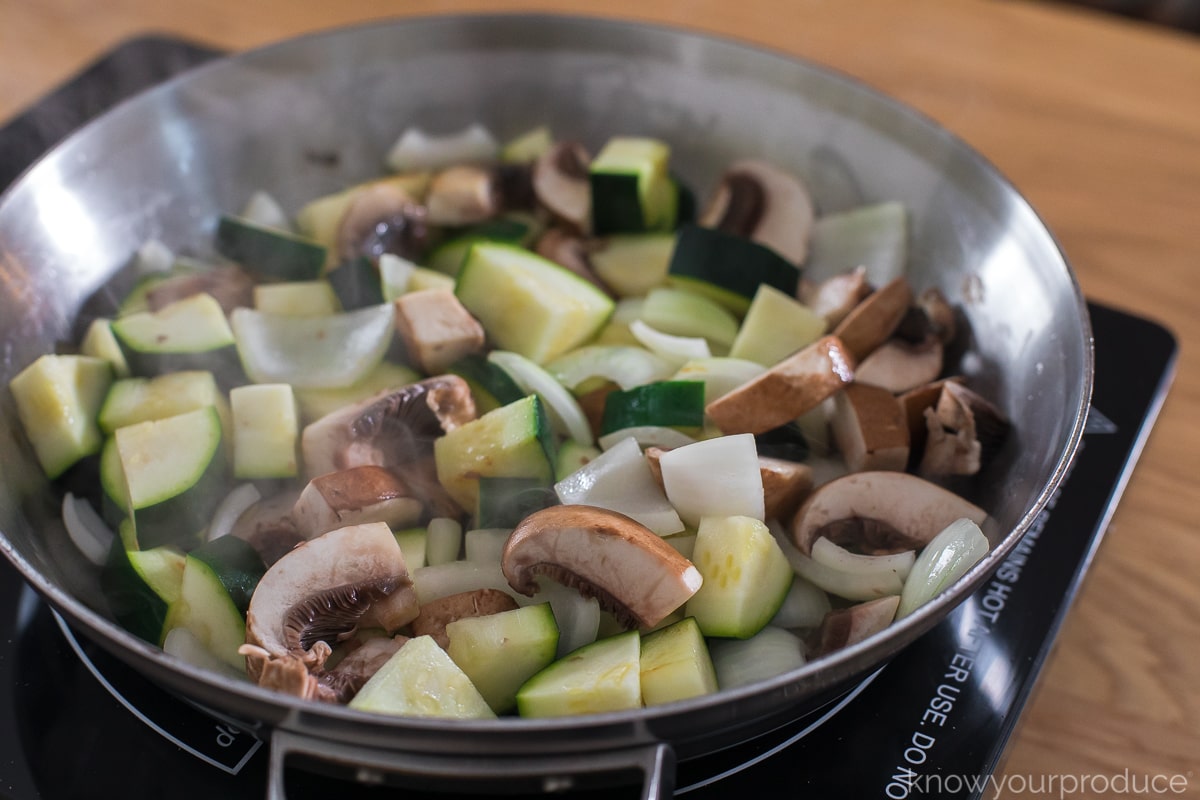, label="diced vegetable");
[9,354,112,478]
[230,303,395,389]
[554,436,684,536]
[658,434,765,526]
[215,215,325,281]
[253,280,341,316]
[168,535,265,669]
[897,518,989,618]
[98,370,226,435]
[709,627,806,689]
[546,345,674,392]
[446,603,560,713]
[639,616,719,705]
[600,380,705,436]
[455,242,614,364]
[349,635,496,719]
[804,201,908,287]
[488,350,593,445]
[385,123,499,172]
[101,541,186,645]
[668,224,800,314]
[111,294,238,379]
[641,287,739,350]
[588,233,676,297]
[589,136,676,235]
[426,516,464,566]
[292,360,421,423]
[80,319,131,378]
[729,284,827,366]
[229,384,298,479]
[685,515,793,639]
[516,629,642,717]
